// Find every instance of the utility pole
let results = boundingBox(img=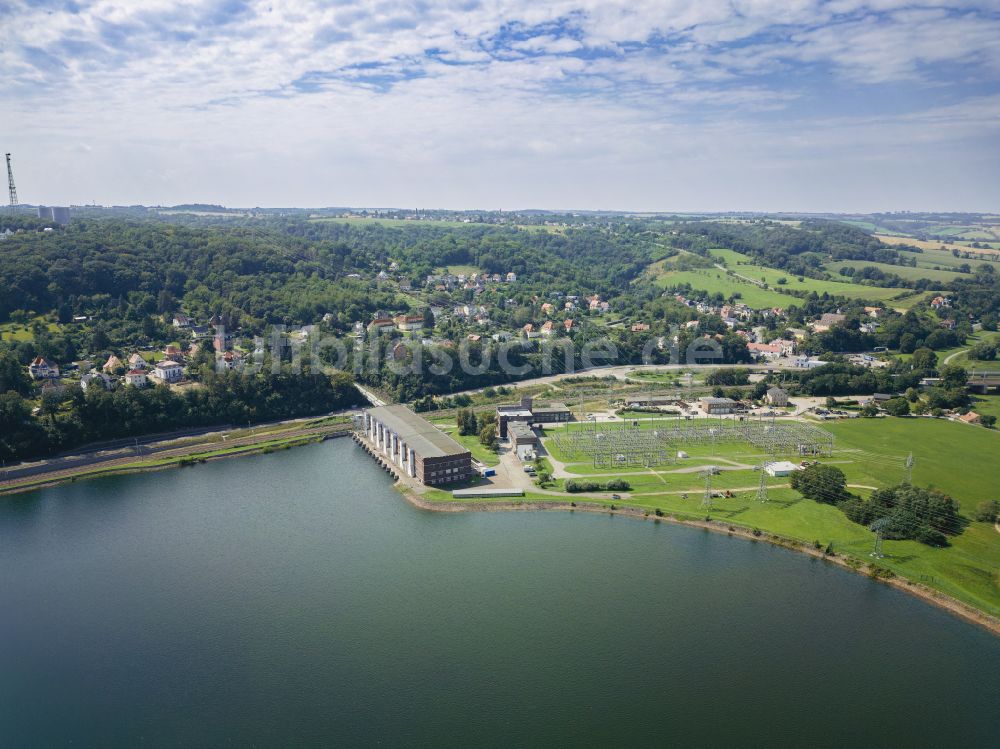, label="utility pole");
[6,153,19,215]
